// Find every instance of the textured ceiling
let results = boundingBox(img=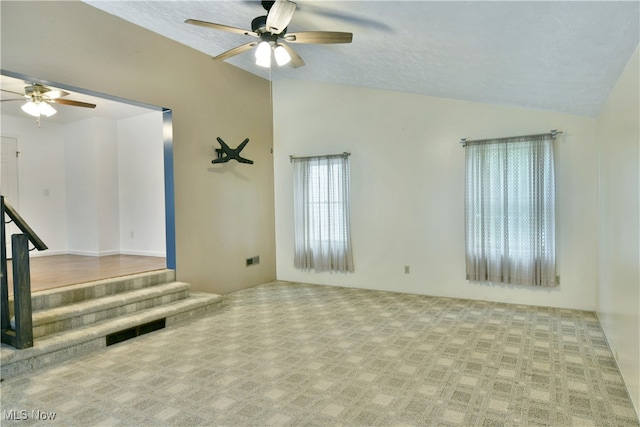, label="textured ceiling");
[83,0,640,117]
[31,1,640,118]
